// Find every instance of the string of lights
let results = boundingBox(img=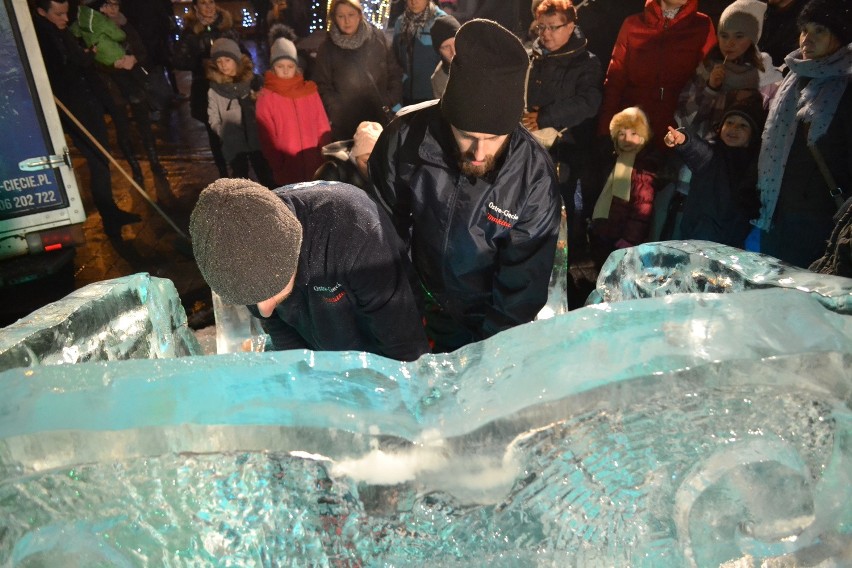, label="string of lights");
[172,0,395,36]
[313,0,393,33]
